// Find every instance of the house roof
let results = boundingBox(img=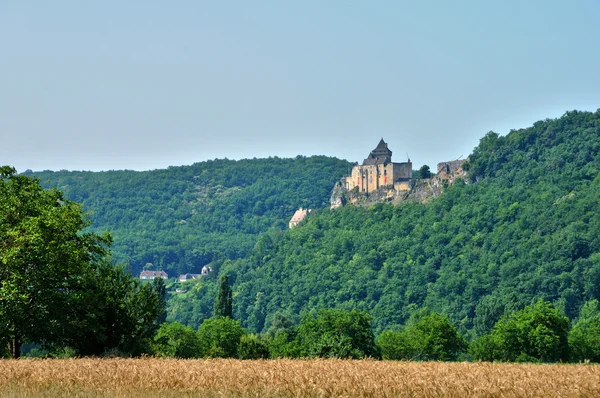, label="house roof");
[290,208,309,223]
[140,270,168,278]
[178,273,201,281]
